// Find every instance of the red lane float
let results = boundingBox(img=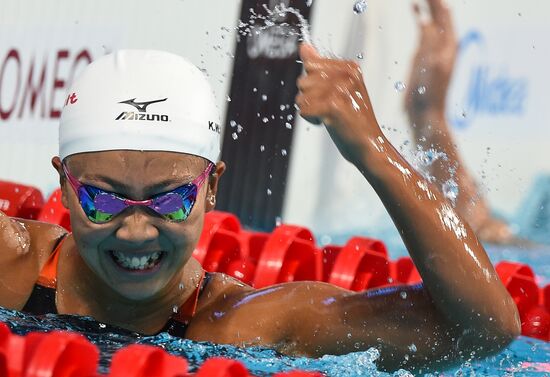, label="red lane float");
[496,262,539,314]
[495,261,550,341]
[520,306,550,341]
[543,284,550,312]
[23,332,98,377]
[389,257,422,285]
[193,211,242,273]
[195,358,250,377]
[253,225,320,288]
[0,325,325,377]
[325,237,389,291]
[110,344,189,377]
[0,329,98,377]
[0,181,44,220]
[37,189,72,231]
